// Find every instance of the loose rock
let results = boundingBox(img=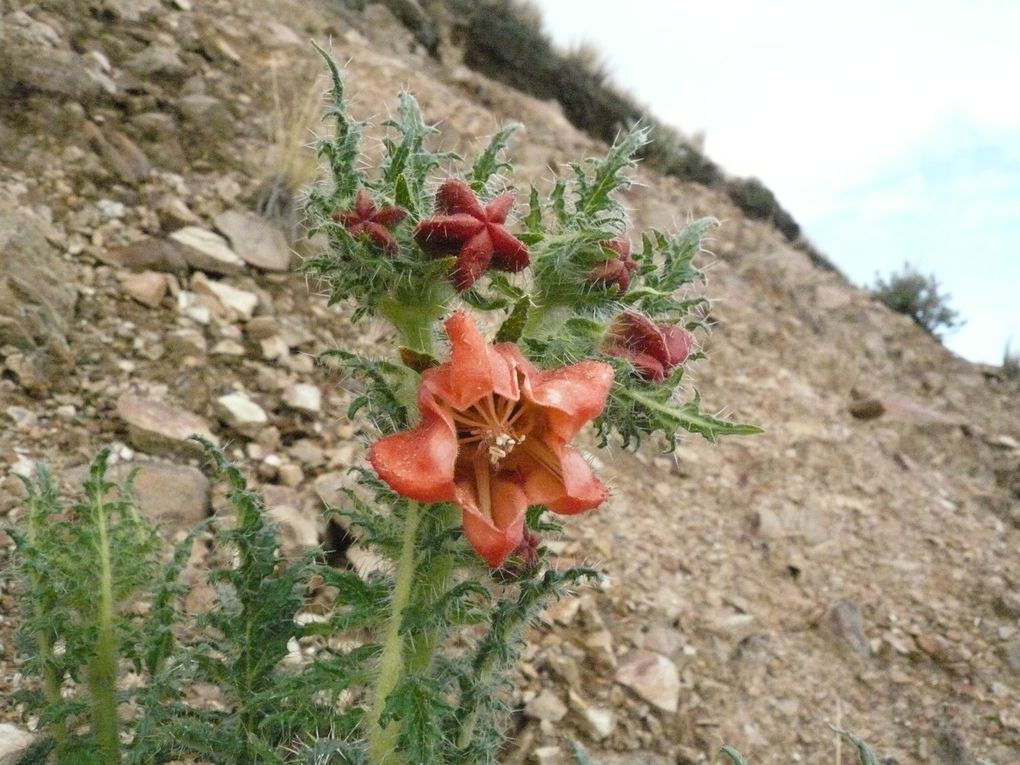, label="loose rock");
[282,383,322,414]
[214,209,292,271]
[214,391,269,436]
[0,722,36,765]
[614,650,680,713]
[827,599,870,656]
[849,398,885,420]
[100,238,191,275]
[64,460,209,532]
[83,122,152,185]
[120,271,168,308]
[525,689,569,722]
[0,195,76,371]
[170,227,245,275]
[192,273,258,320]
[568,690,616,739]
[262,484,319,554]
[116,393,216,455]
